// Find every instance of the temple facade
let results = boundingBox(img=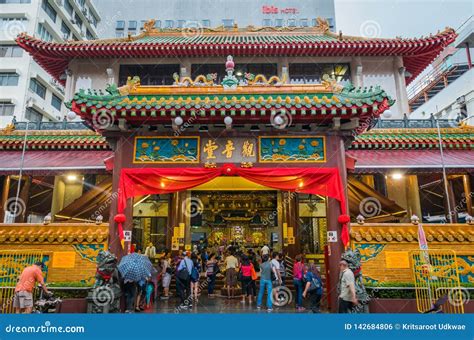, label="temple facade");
[1,19,472,312]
